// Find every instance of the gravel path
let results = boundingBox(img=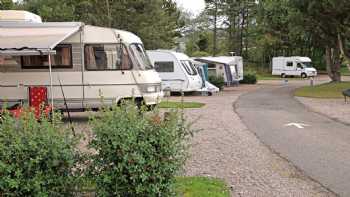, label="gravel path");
[296,97,350,125]
[172,86,335,197]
